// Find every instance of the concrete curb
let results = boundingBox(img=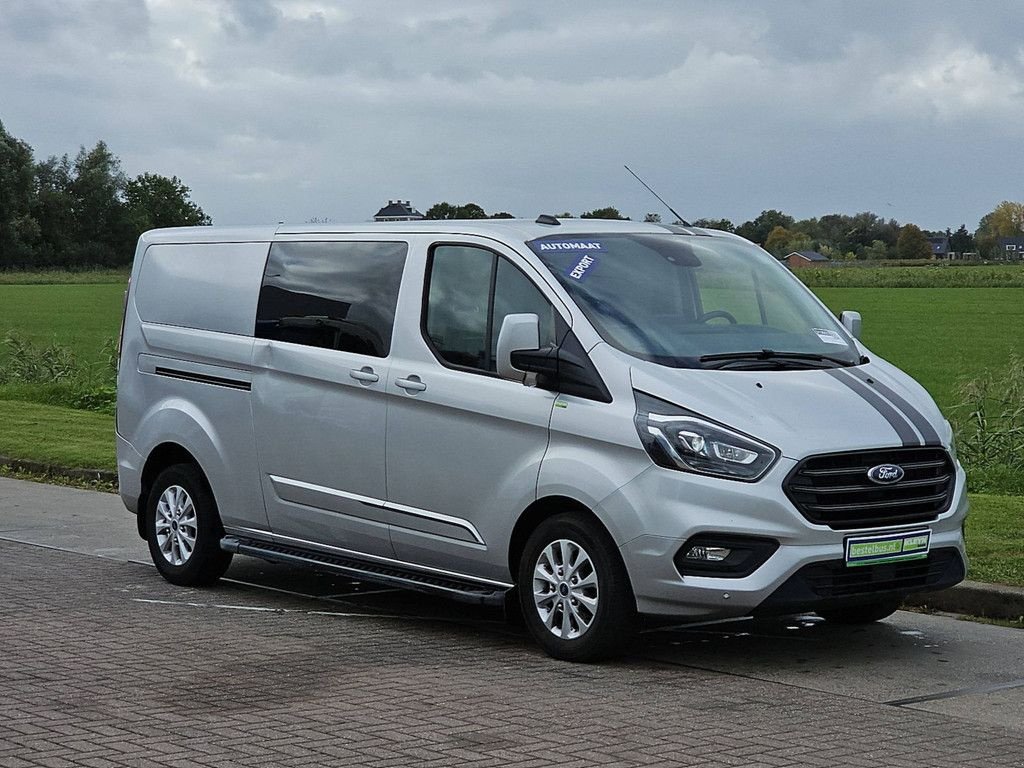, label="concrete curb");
[0,456,117,485]
[904,581,1024,622]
